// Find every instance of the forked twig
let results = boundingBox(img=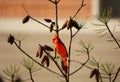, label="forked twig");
[69,48,90,76]
[72,0,86,19]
